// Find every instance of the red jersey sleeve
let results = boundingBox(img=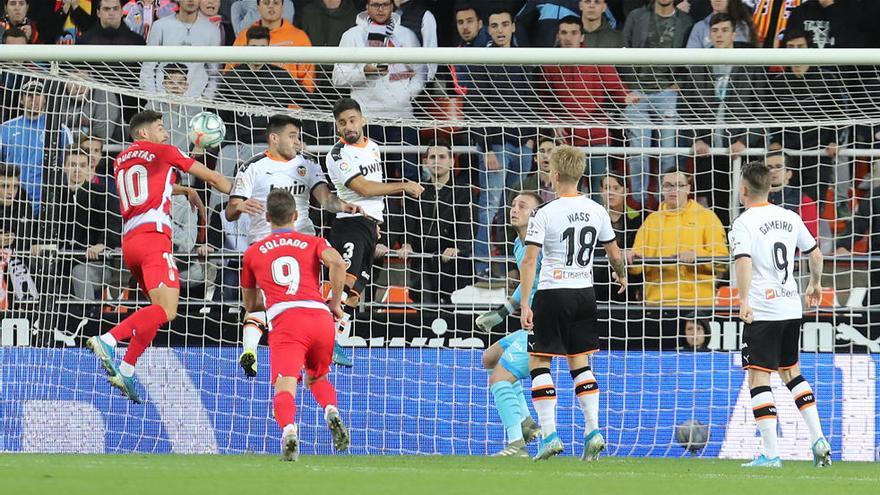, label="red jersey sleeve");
[160,143,196,172]
[240,247,257,289]
[315,237,332,263]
